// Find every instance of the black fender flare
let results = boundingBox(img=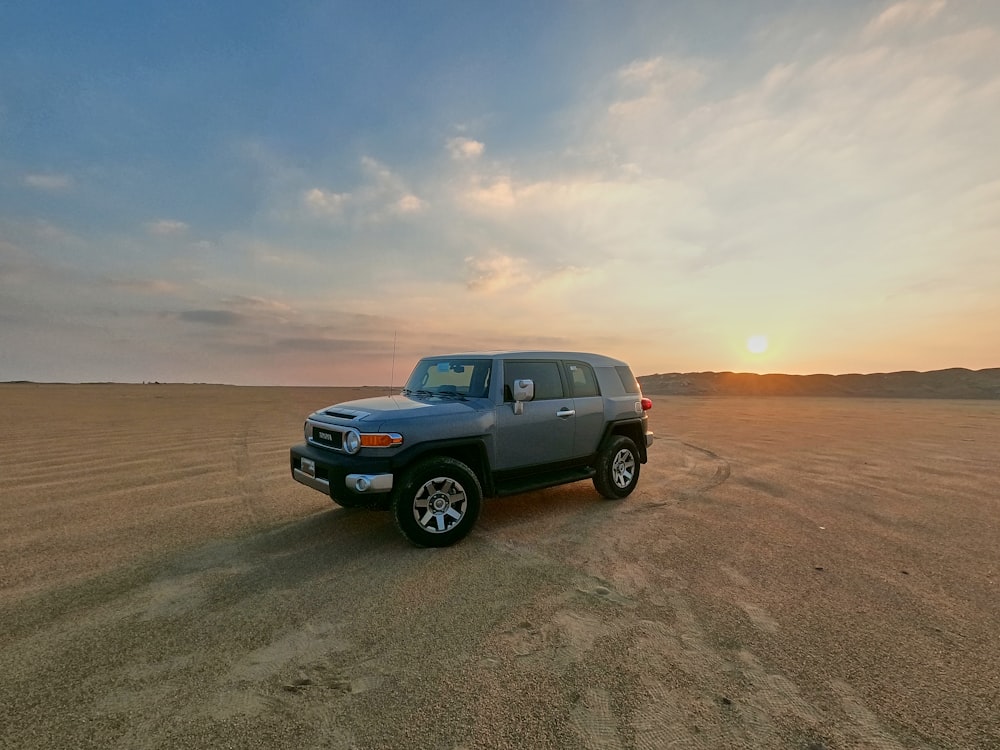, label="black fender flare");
[597,419,648,463]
